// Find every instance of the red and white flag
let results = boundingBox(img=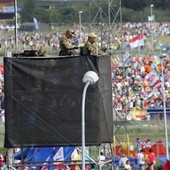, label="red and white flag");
[145,70,157,82]
[130,33,144,49]
[150,77,160,87]
[154,82,161,89]
[53,147,64,161]
[145,70,161,90]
